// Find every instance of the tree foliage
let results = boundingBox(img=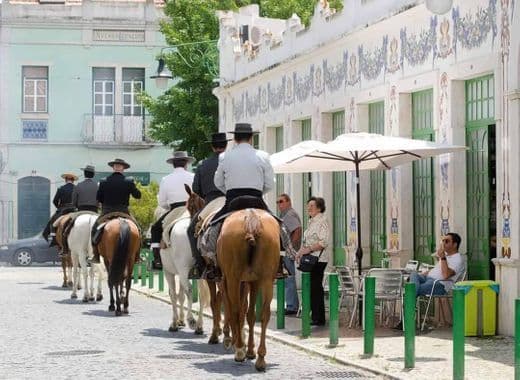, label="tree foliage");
[129,181,159,234]
[143,0,343,161]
